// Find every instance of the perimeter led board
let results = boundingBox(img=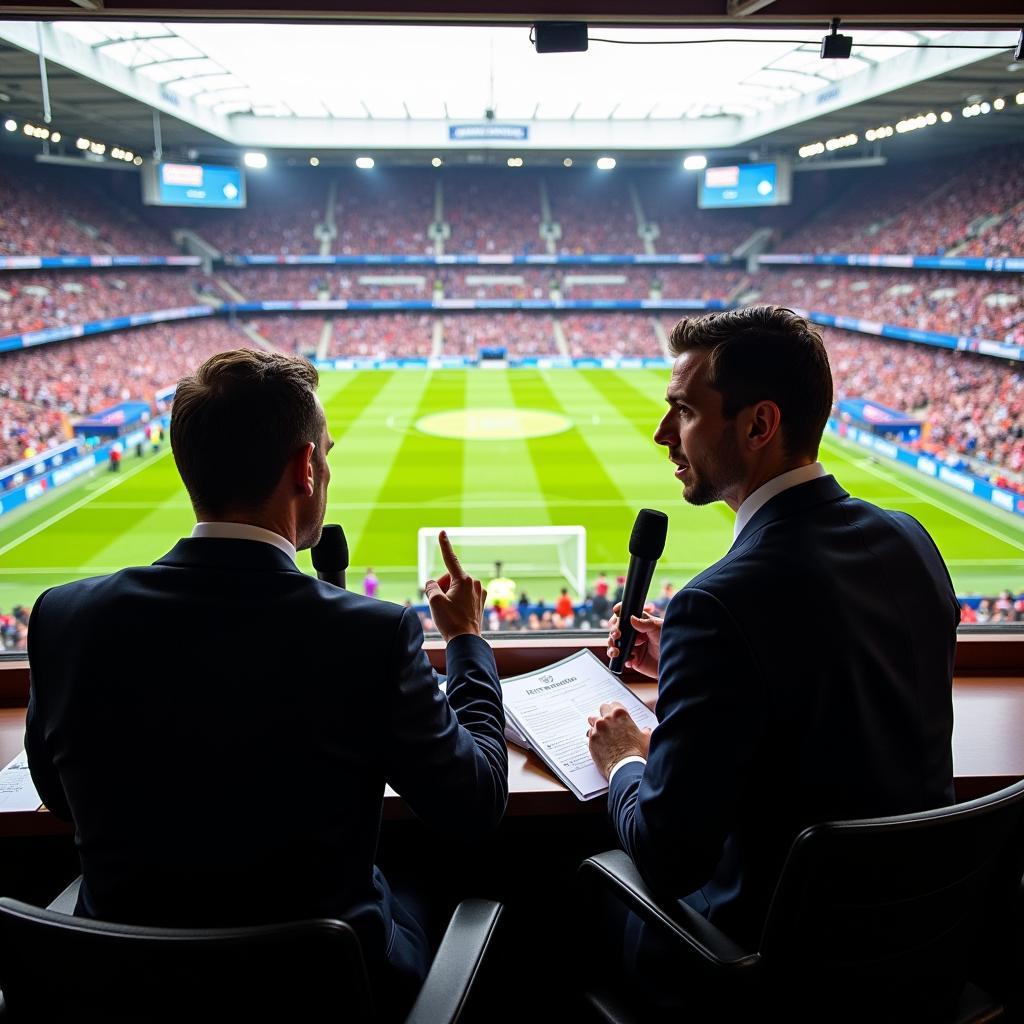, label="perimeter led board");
[698,161,791,209]
[141,162,246,209]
